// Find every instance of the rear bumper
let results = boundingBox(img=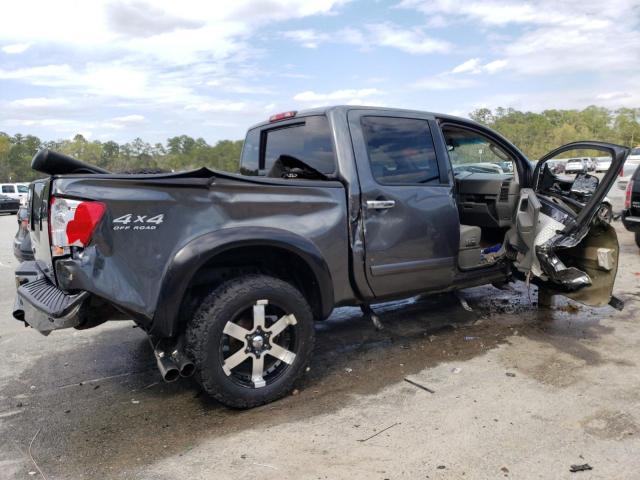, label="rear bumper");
[14,261,89,335]
[622,210,640,232]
